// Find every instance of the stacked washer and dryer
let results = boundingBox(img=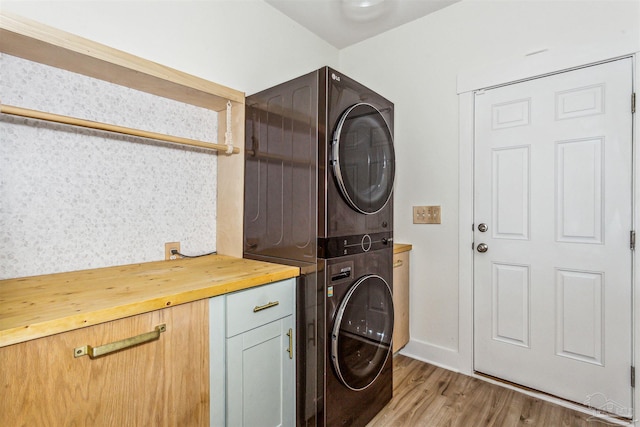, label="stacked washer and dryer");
[244,67,396,427]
